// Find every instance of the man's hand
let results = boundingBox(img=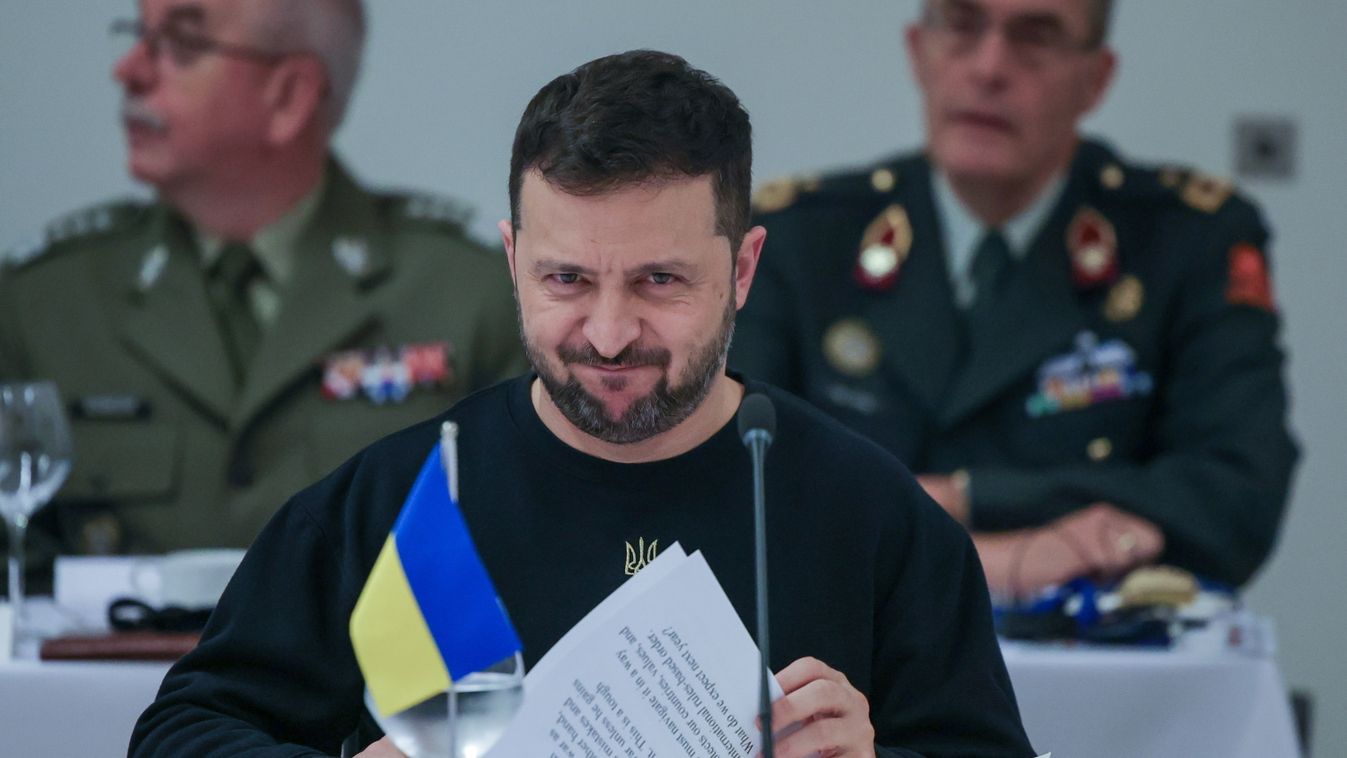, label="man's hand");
[916,471,969,525]
[975,503,1165,597]
[761,657,875,758]
[353,736,406,757]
